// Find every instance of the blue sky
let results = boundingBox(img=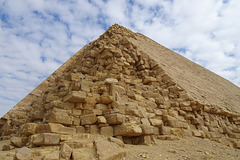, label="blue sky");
[0,0,240,117]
